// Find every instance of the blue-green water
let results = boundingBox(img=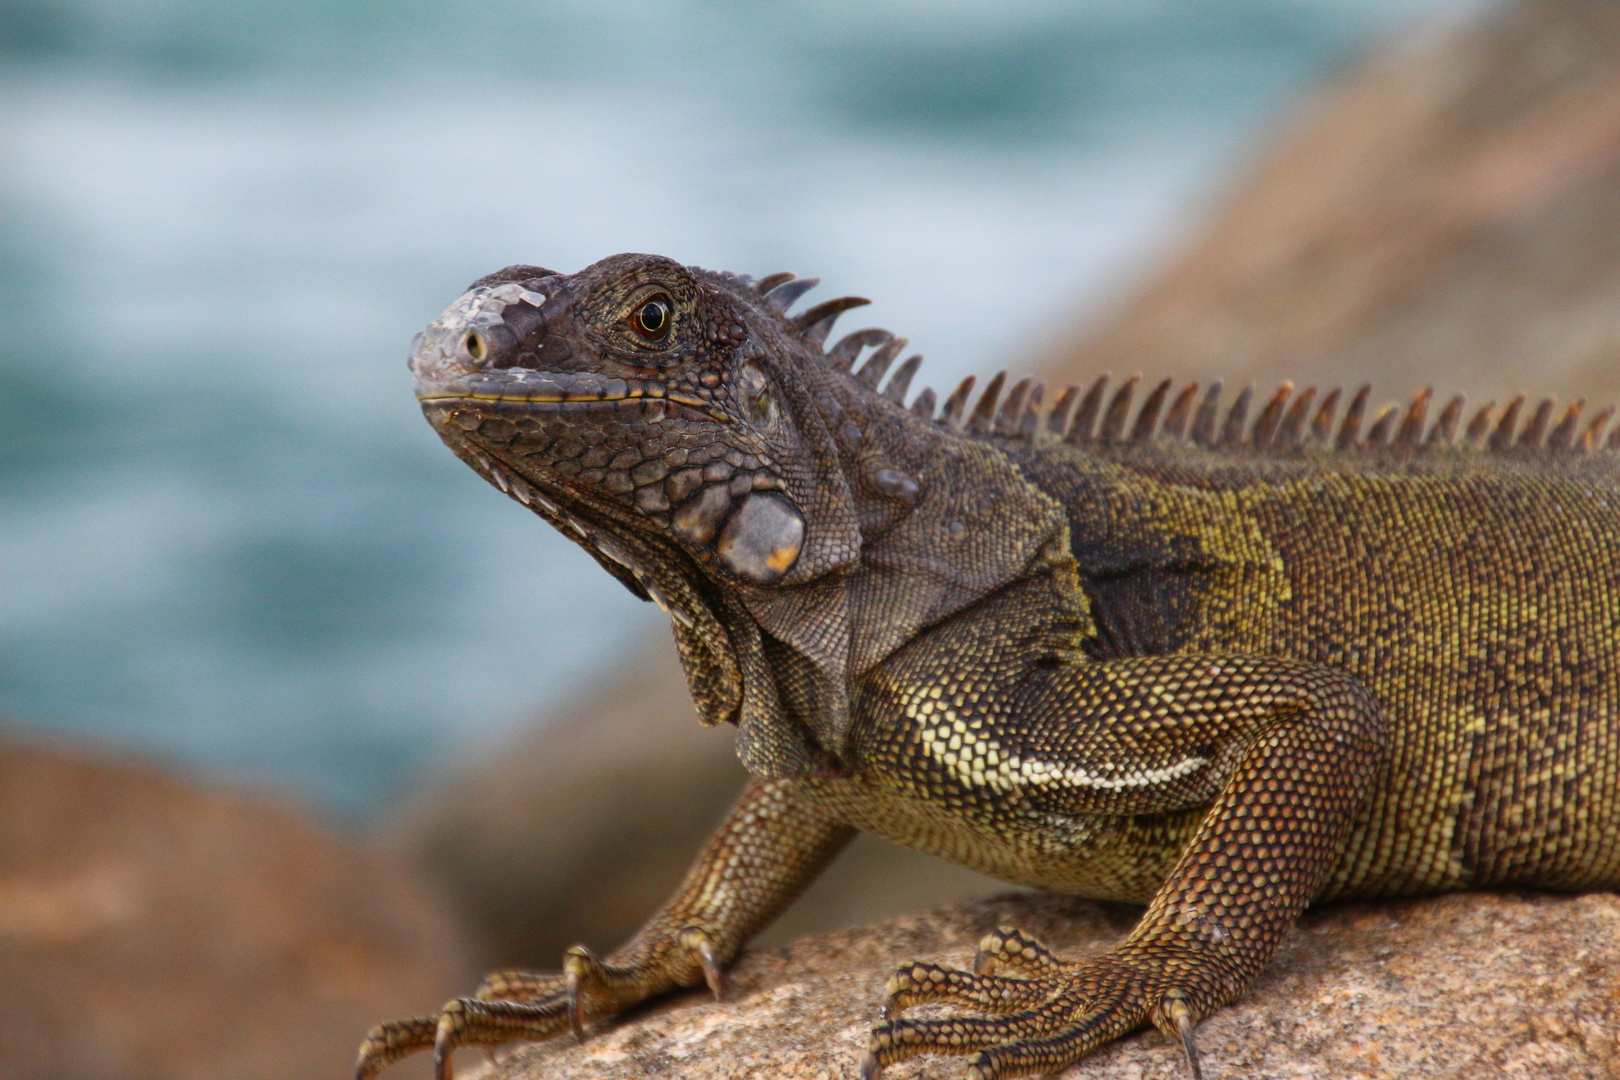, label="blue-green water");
[0,0,1490,818]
